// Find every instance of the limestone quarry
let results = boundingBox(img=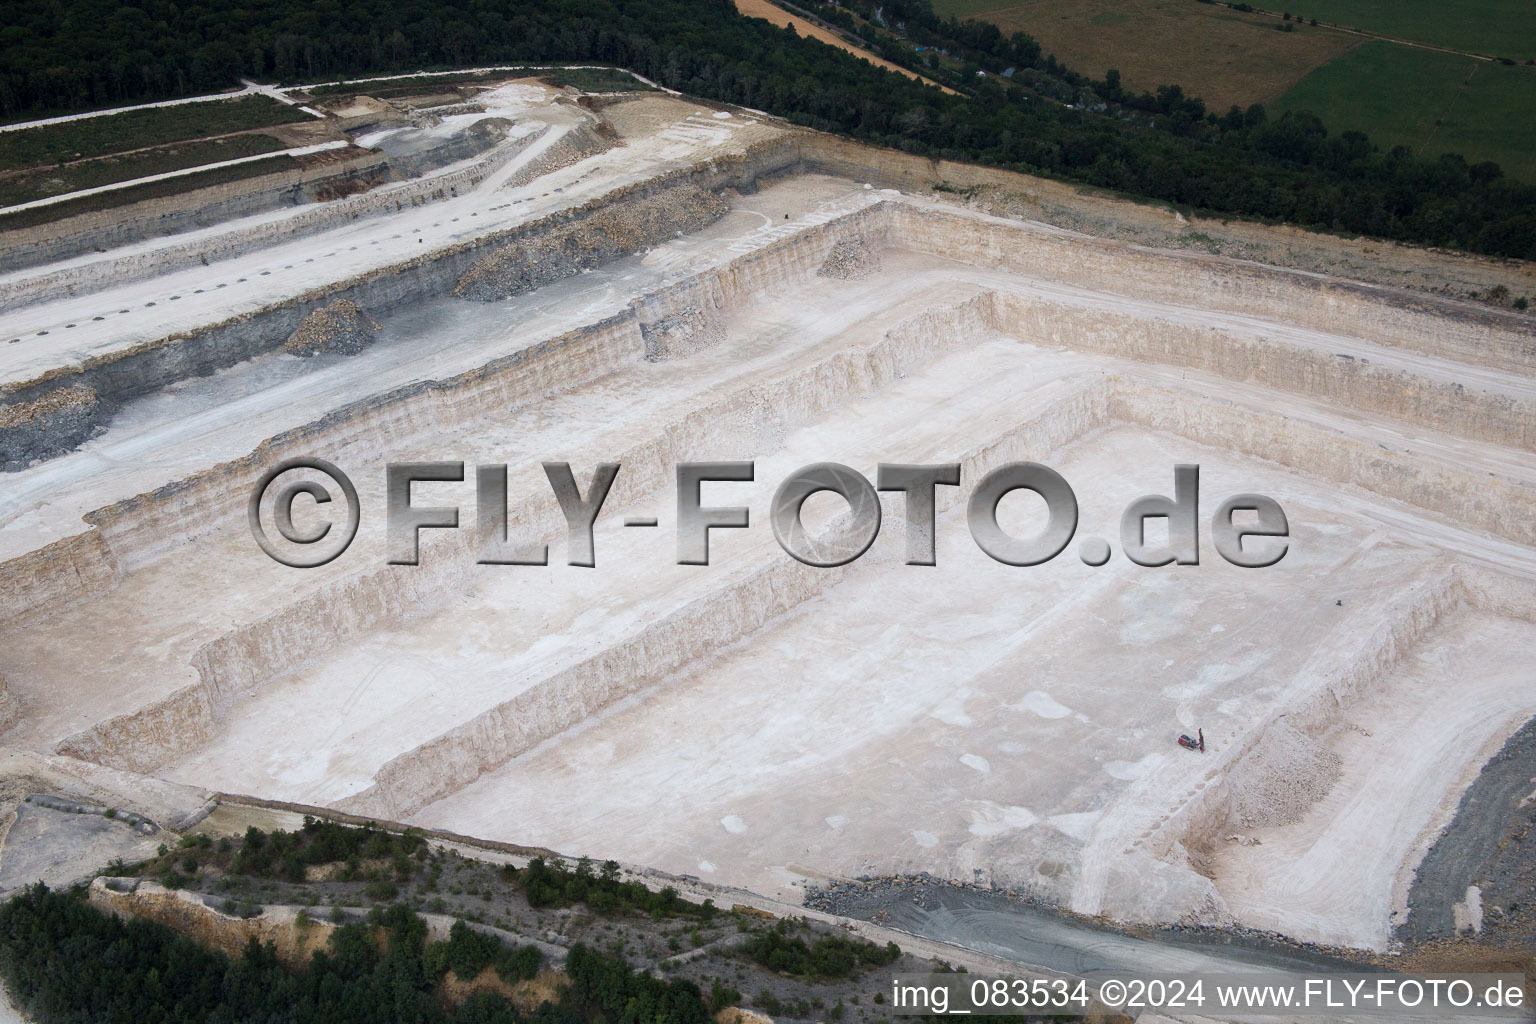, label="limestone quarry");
[1,73,1534,971]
